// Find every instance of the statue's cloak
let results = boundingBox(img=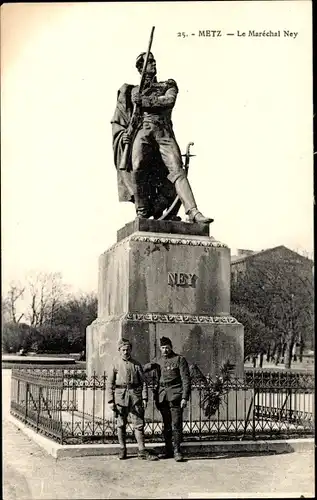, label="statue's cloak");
[111,83,177,218]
